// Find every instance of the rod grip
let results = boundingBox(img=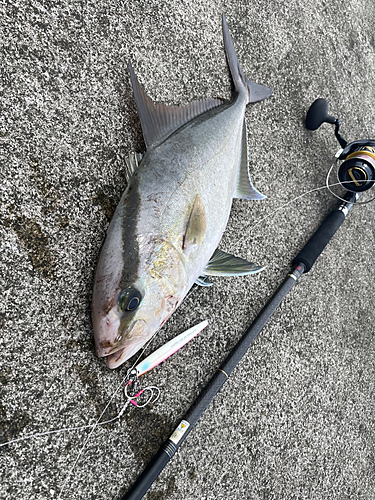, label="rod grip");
[120,442,176,500]
[292,209,345,272]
